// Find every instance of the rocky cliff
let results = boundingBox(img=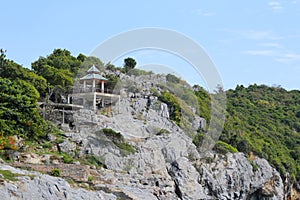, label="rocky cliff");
[0,73,297,199]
